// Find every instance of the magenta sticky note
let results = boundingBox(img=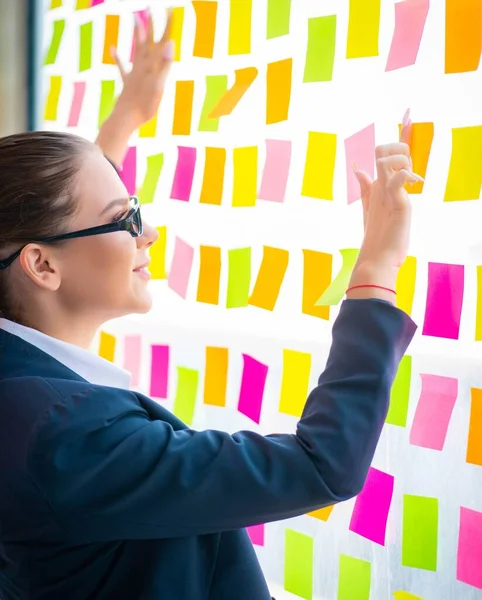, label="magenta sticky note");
[237,354,268,424]
[422,263,464,339]
[409,374,458,451]
[120,146,137,196]
[349,467,394,546]
[344,124,375,205]
[67,82,86,127]
[247,524,265,546]
[150,344,169,398]
[386,0,430,72]
[123,334,142,388]
[457,506,482,590]
[90,0,105,6]
[130,9,150,61]
[170,146,197,202]
[258,139,292,202]
[167,237,194,299]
